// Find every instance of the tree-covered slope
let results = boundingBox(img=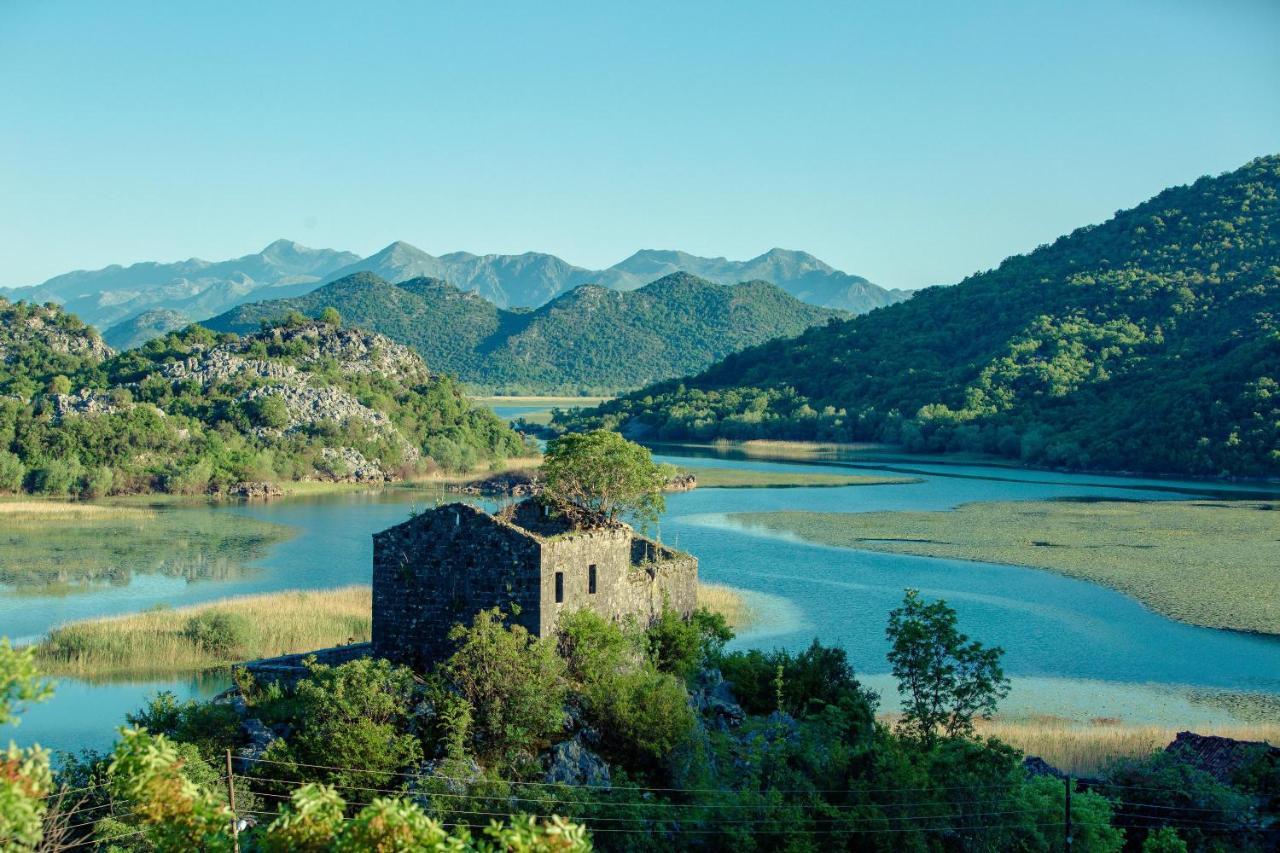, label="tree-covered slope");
[558,155,1280,478]
[0,300,526,496]
[205,272,846,392]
